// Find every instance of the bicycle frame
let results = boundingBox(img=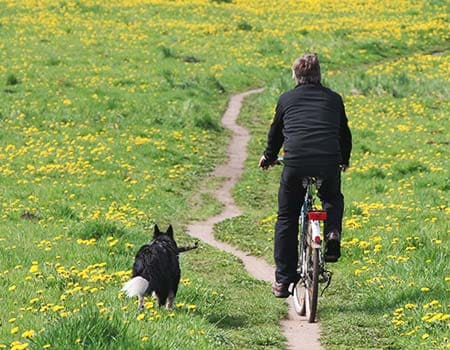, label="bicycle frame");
[294,177,331,323]
[299,178,327,264]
